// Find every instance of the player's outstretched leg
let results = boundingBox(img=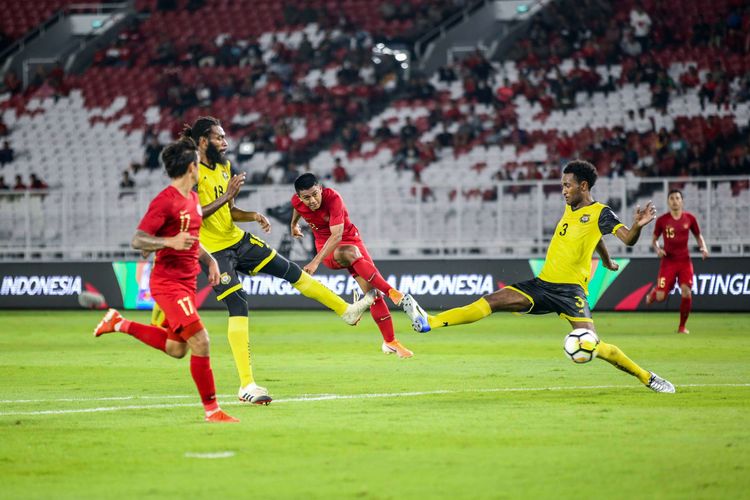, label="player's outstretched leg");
[403,296,493,333]
[596,341,675,393]
[349,256,404,305]
[94,308,168,352]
